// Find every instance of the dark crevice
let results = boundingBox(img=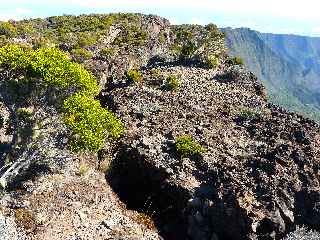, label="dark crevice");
[106,146,191,240]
